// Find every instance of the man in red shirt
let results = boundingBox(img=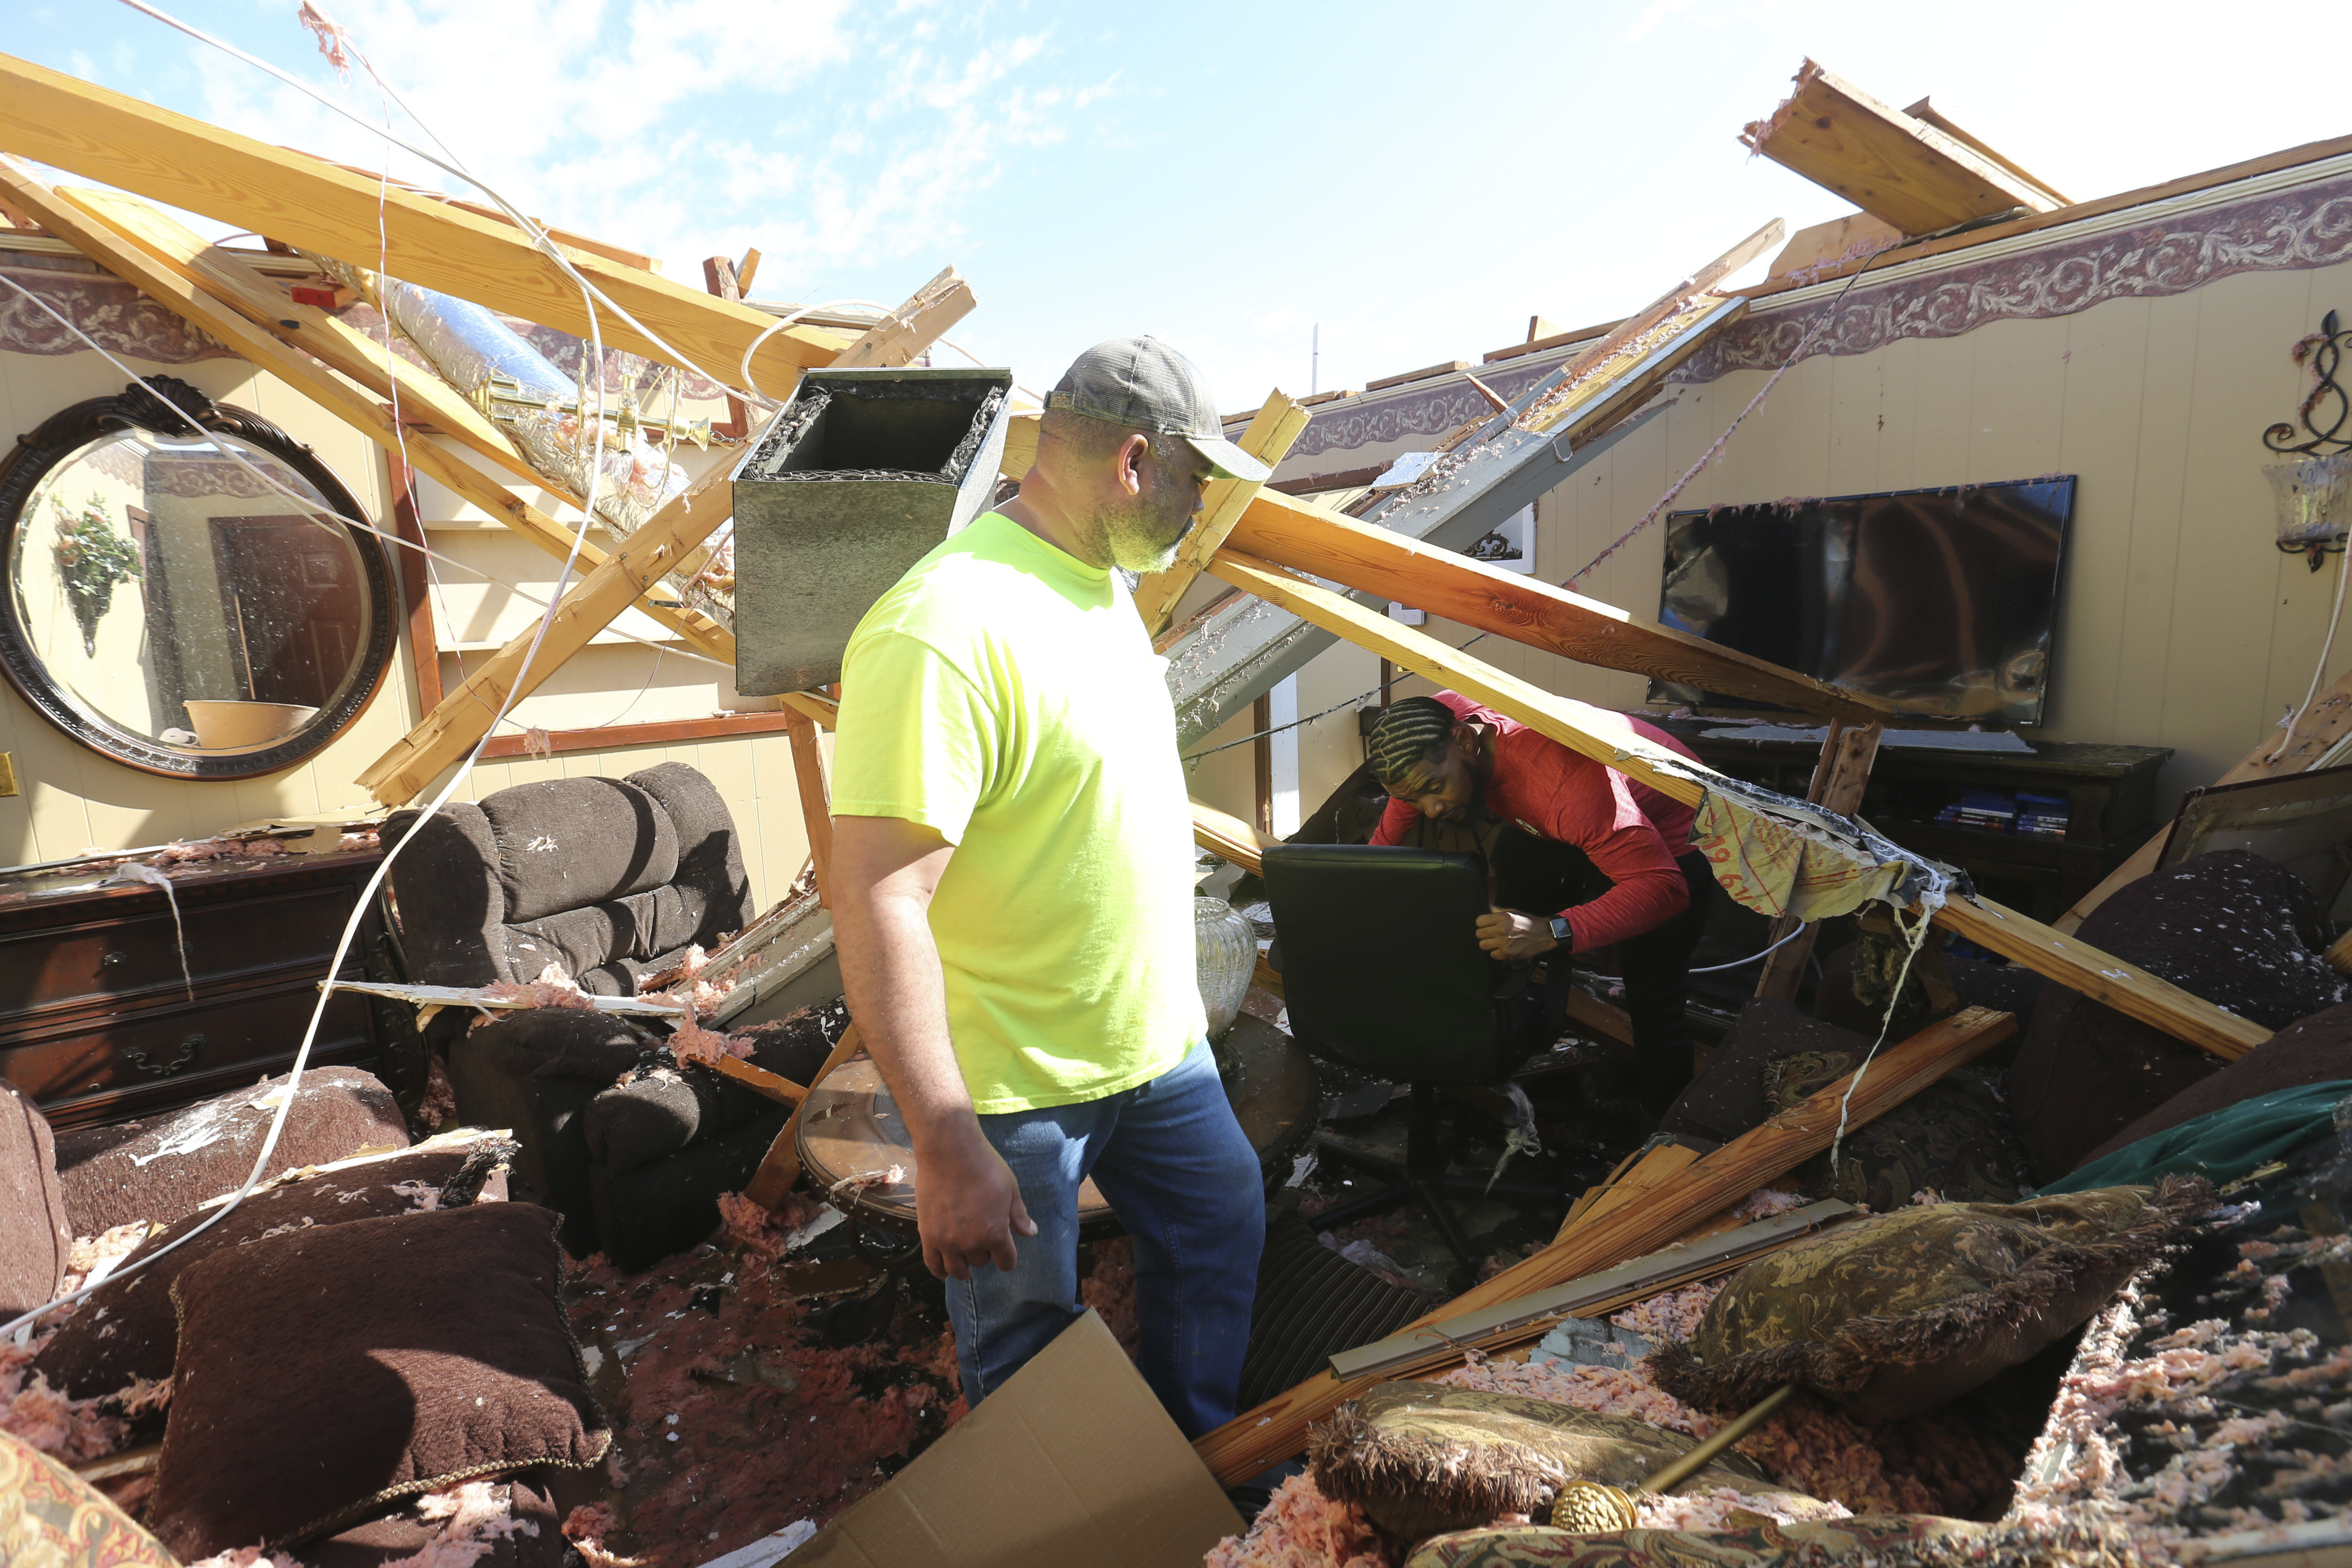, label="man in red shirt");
[1365,691,1713,1115]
